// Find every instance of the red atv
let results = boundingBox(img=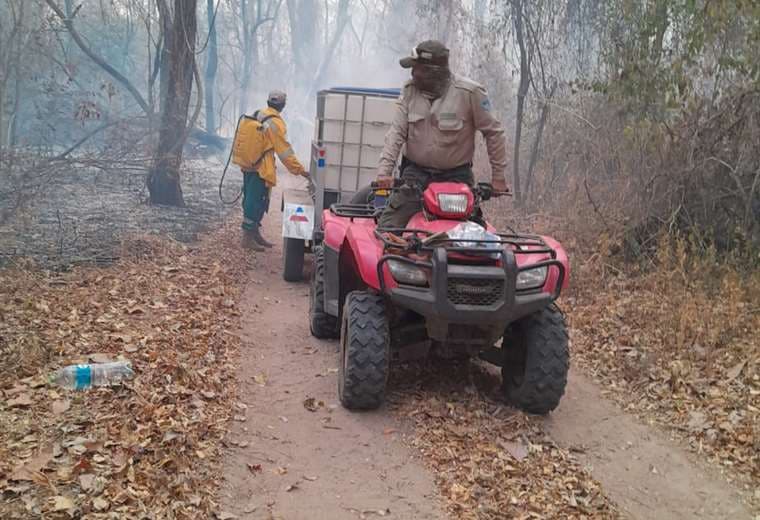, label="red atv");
[309,181,570,414]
